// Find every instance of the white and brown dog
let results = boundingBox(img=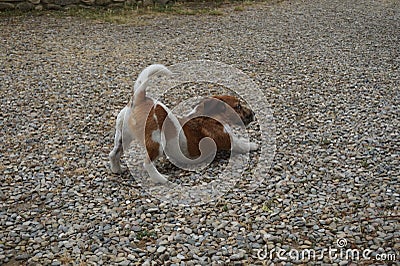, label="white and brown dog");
[109,64,258,184]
